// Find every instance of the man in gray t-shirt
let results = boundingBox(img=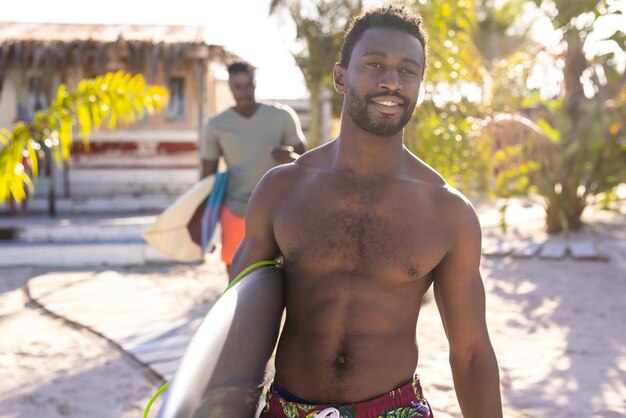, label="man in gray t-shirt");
[200,62,307,271]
